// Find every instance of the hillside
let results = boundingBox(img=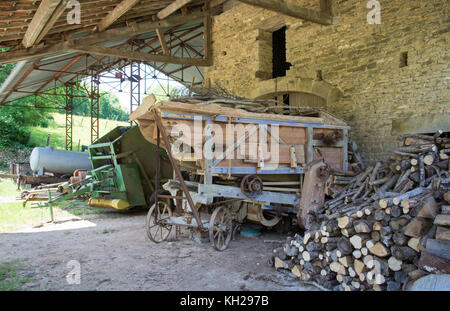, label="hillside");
[28,113,129,150]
